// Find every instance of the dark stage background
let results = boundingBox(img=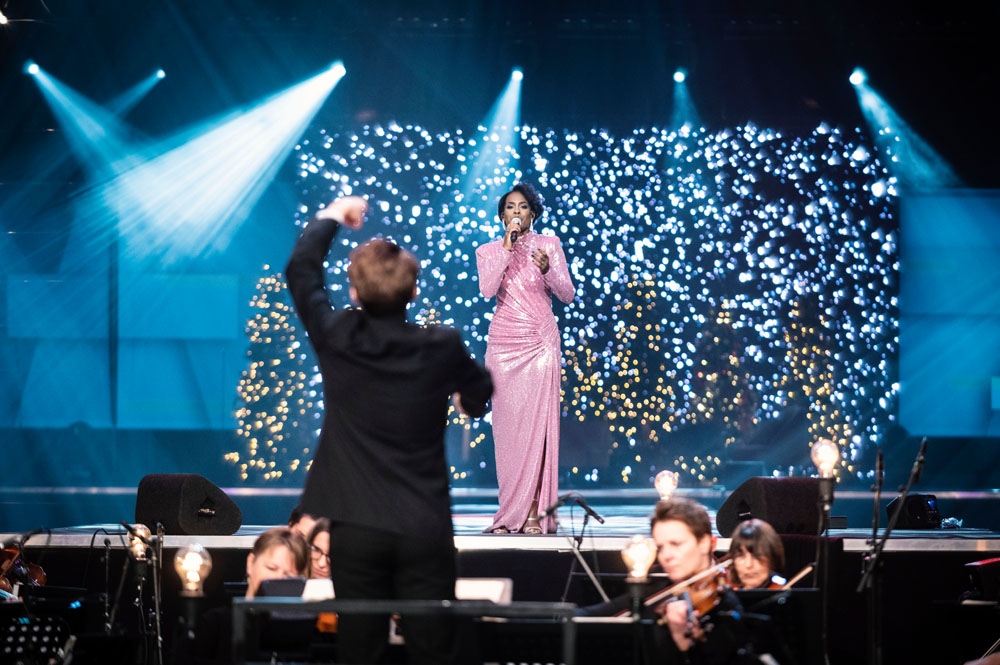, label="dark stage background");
[2,0,999,531]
